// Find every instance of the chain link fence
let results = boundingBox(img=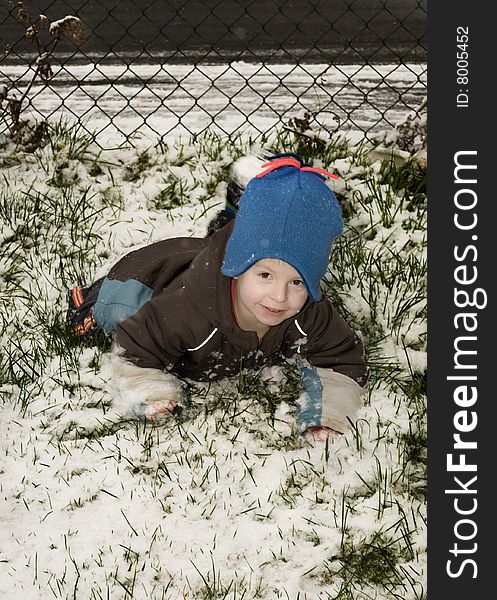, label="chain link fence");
[1,0,427,145]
